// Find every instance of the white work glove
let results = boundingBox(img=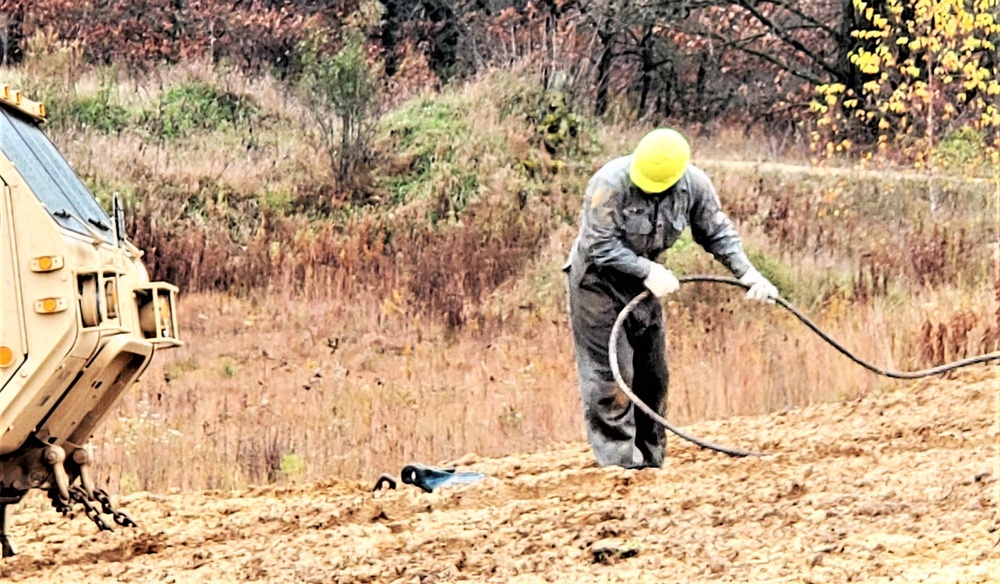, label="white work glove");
[643,263,680,298]
[738,266,779,304]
